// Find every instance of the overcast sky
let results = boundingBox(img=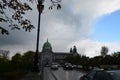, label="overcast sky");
[1,0,120,57]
